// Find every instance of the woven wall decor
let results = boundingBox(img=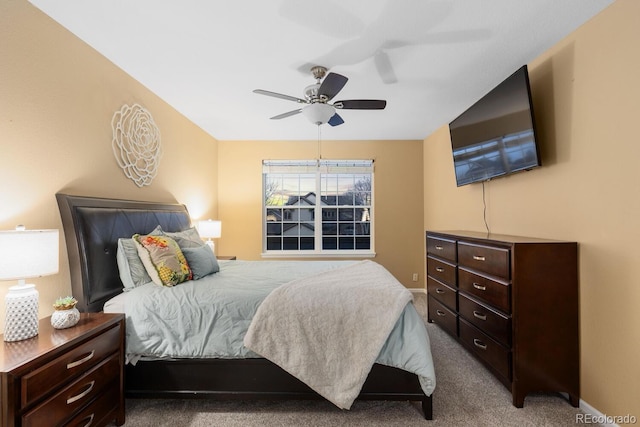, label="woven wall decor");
[111,103,162,187]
